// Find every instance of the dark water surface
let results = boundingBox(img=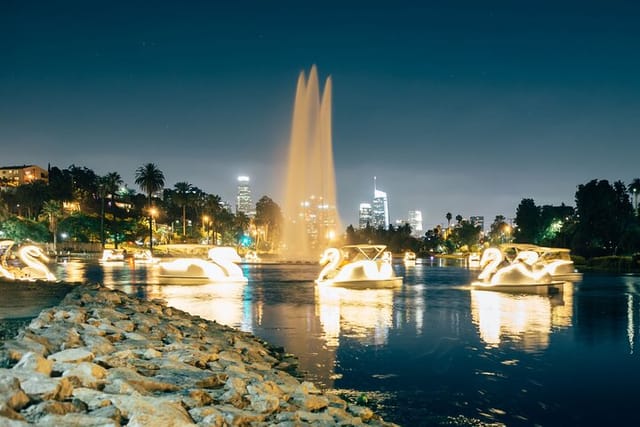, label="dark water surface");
[52,259,640,426]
